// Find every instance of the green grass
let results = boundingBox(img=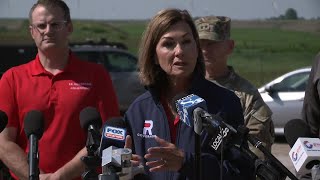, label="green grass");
[0,19,319,87]
[106,21,147,53]
[229,28,319,86]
